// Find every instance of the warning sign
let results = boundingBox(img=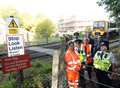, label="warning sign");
[1,54,32,74]
[9,28,18,34]
[8,19,18,28]
[8,19,18,34]
[6,35,24,57]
